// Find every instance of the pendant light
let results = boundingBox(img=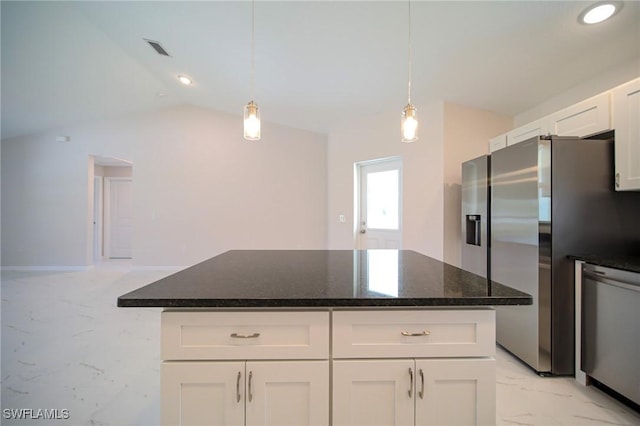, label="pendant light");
[401,0,418,143]
[244,0,261,140]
